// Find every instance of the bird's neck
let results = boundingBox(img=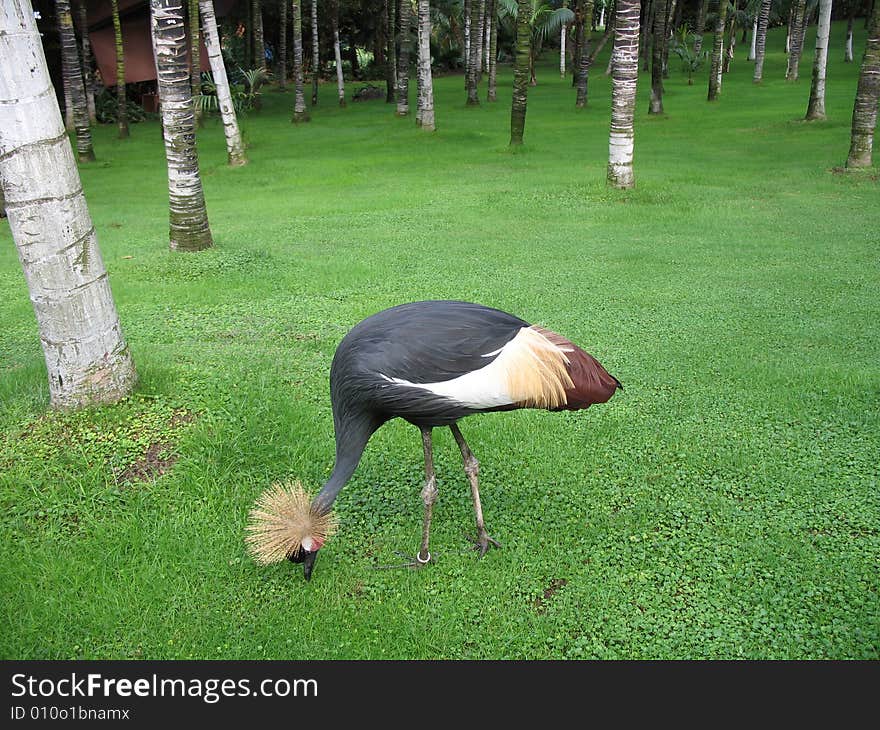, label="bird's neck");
[312,412,381,514]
